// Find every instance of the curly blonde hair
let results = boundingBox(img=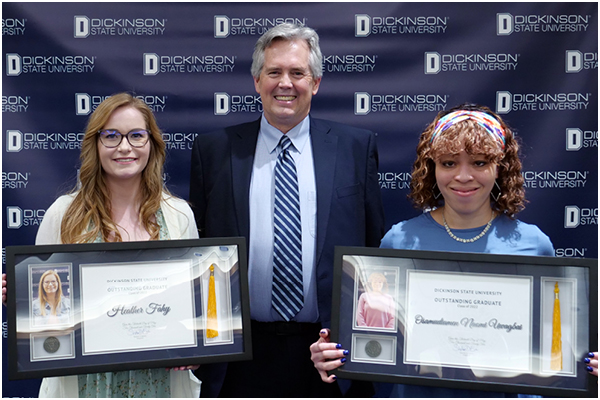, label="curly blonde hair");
[60,93,168,243]
[409,104,525,218]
